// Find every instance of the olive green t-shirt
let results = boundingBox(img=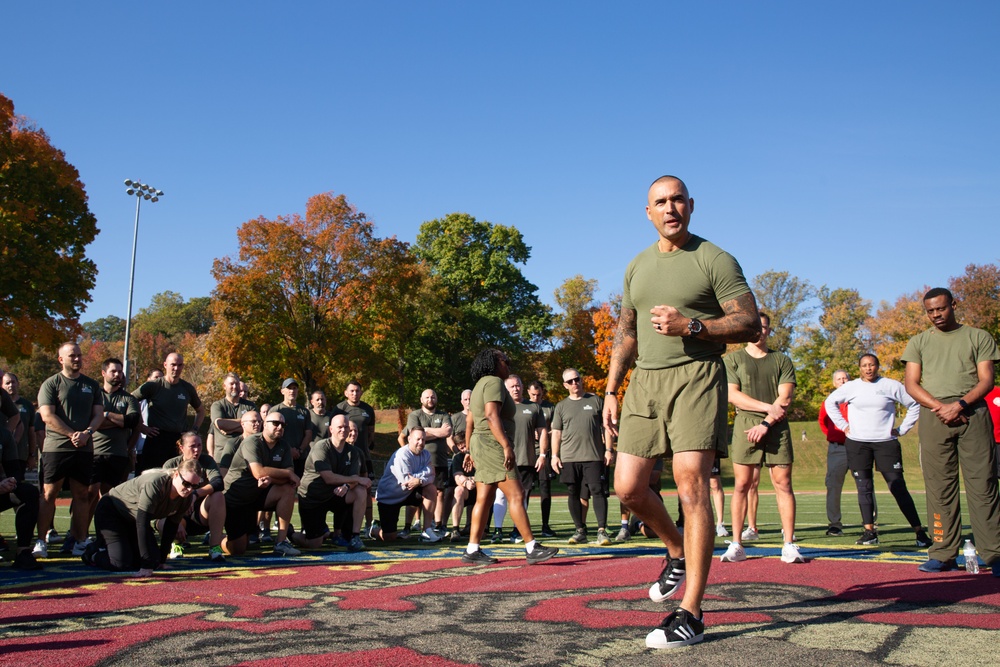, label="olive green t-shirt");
[552,394,605,462]
[308,409,334,442]
[298,439,362,507]
[93,388,141,457]
[38,373,102,452]
[336,400,376,456]
[723,348,797,418]
[211,397,257,456]
[471,376,516,448]
[902,325,1000,398]
[223,433,293,504]
[511,400,546,466]
[622,237,751,369]
[403,408,453,468]
[163,453,224,493]
[451,411,469,445]
[269,403,313,453]
[133,378,202,433]
[107,471,191,521]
